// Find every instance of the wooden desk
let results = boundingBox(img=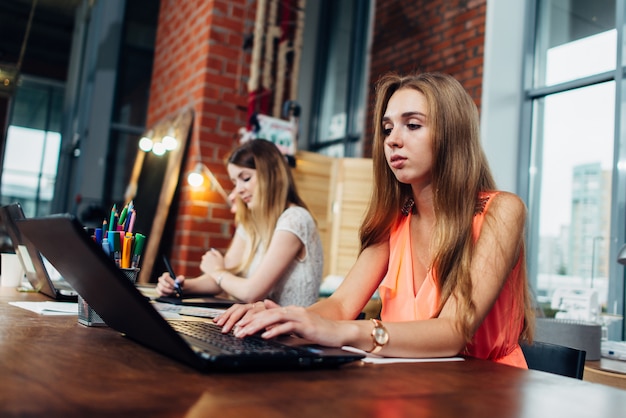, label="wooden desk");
[2,287,626,417]
[585,358,626,390]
